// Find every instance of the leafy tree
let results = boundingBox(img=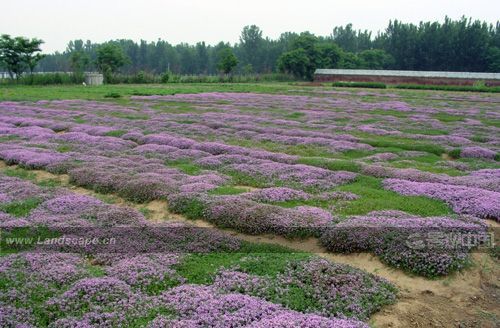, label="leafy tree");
[95,43,129,82]
[277,48,310,79]
[358,49,394,69]
[19,37,45,74]
[239,25,264,71]
[315,43,342,68]
[217,47,238,74]
[337,52,361,69]
[486,46,500,72]
[278,33,342,80]
[33,17,500,77]
[68,40,90,79]
[0,34,44,79]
